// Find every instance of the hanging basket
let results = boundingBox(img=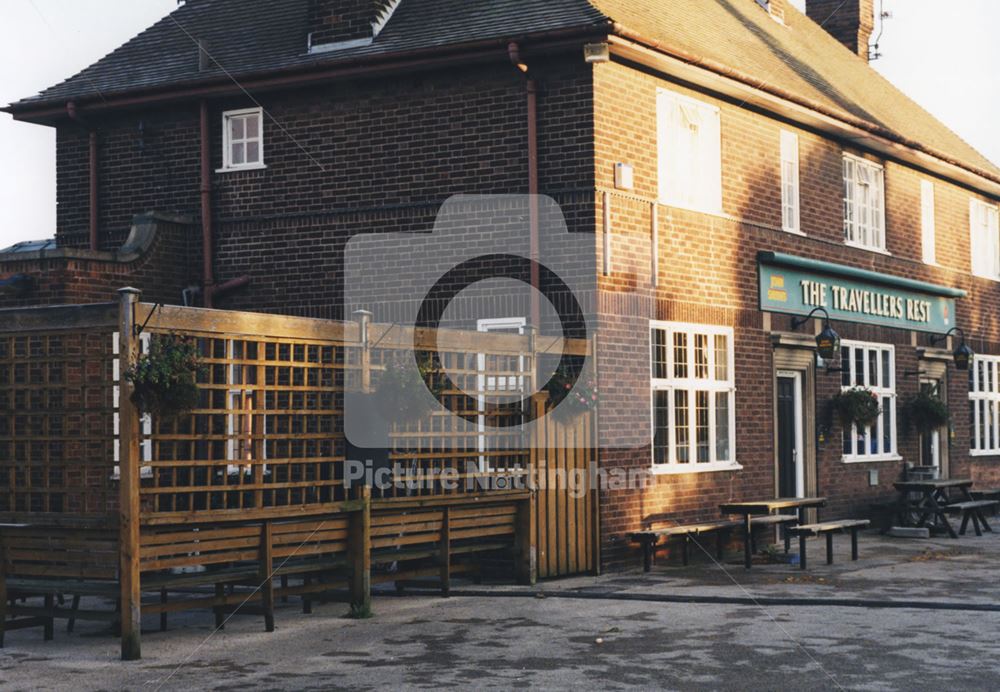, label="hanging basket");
[544,364,598,421]
[904,389,951,434]
[374,353,442,425]
[125,334,205,419]
[831,387,882,429]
